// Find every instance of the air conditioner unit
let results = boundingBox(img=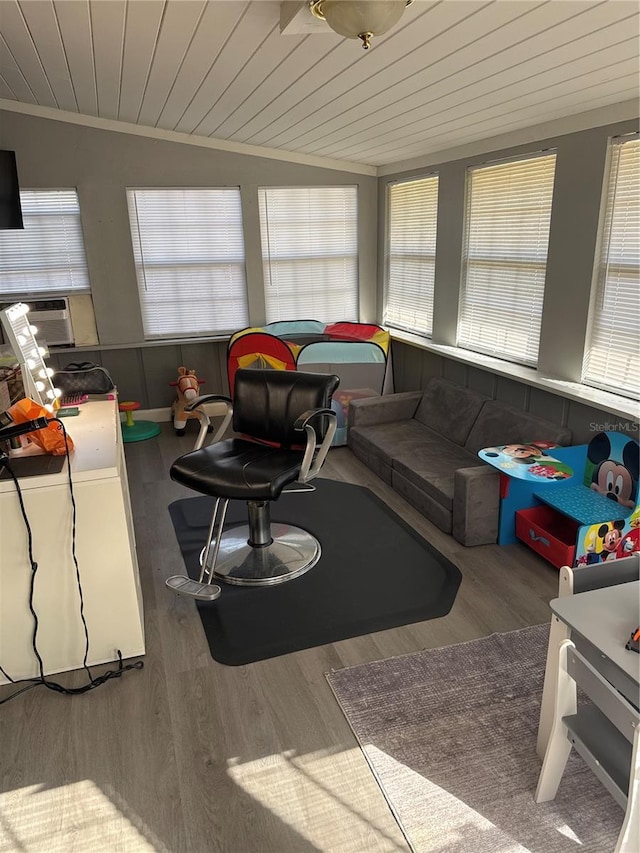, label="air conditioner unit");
[27,297,75,347]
